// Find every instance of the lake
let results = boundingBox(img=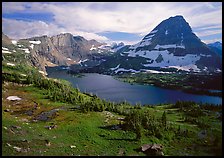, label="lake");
[47,69,222,105]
